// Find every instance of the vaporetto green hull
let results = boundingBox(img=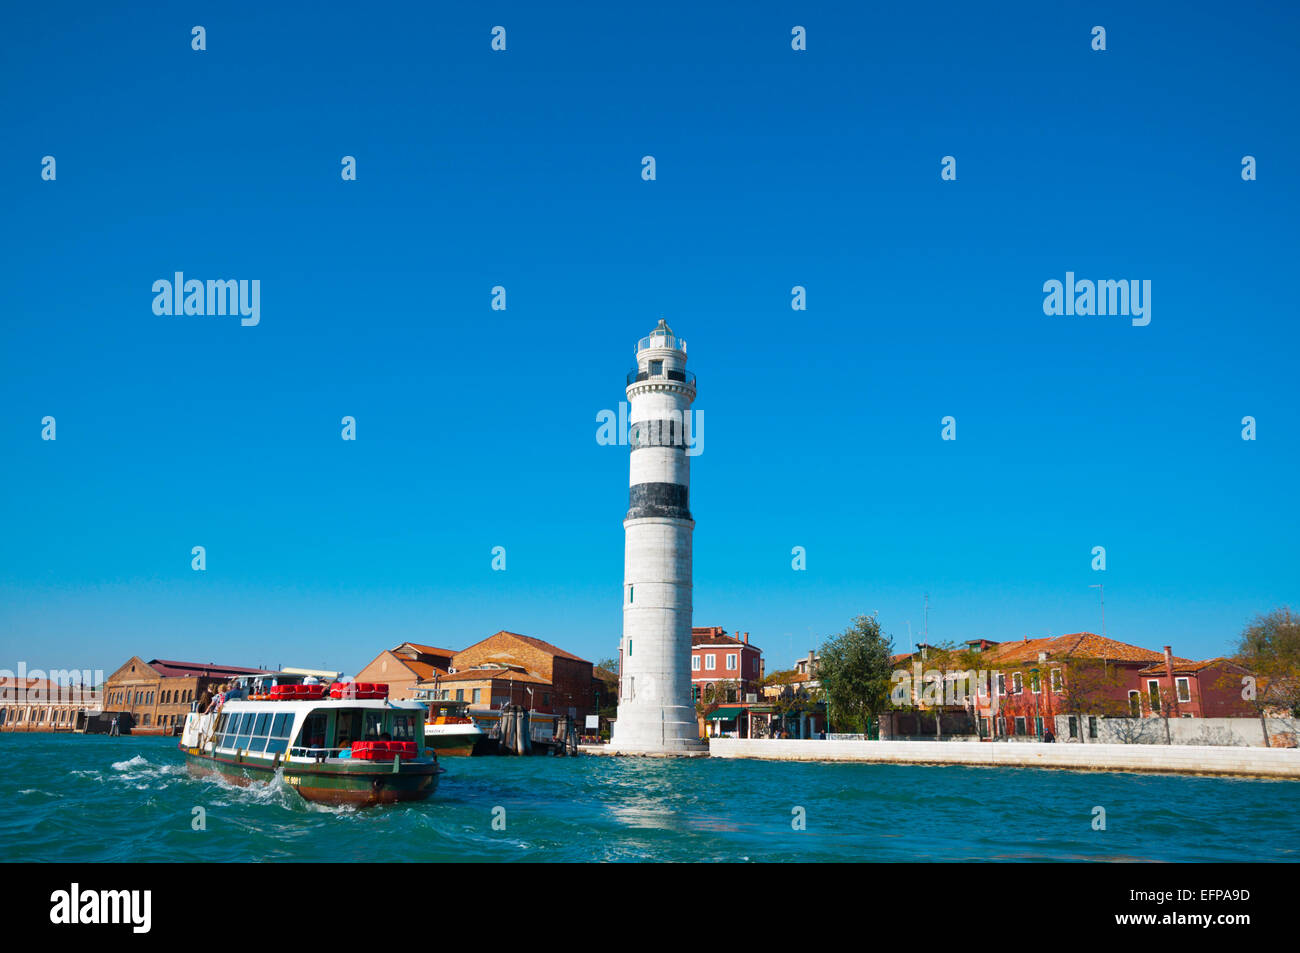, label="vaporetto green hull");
[180,695,443,807]
[184,748,440,805]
